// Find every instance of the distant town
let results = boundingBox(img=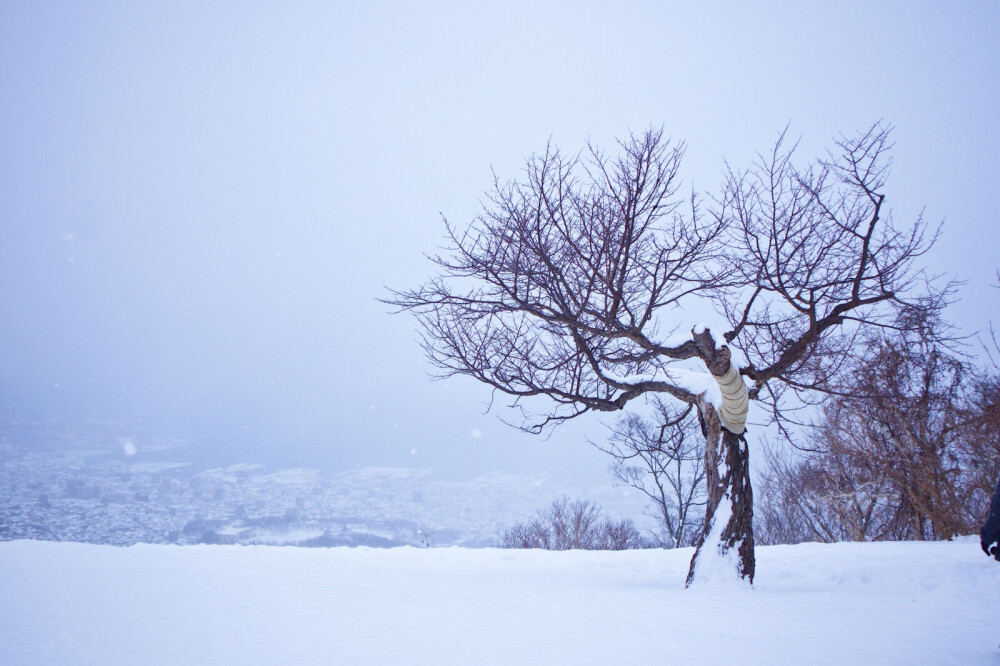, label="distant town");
[0,421,647,548]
